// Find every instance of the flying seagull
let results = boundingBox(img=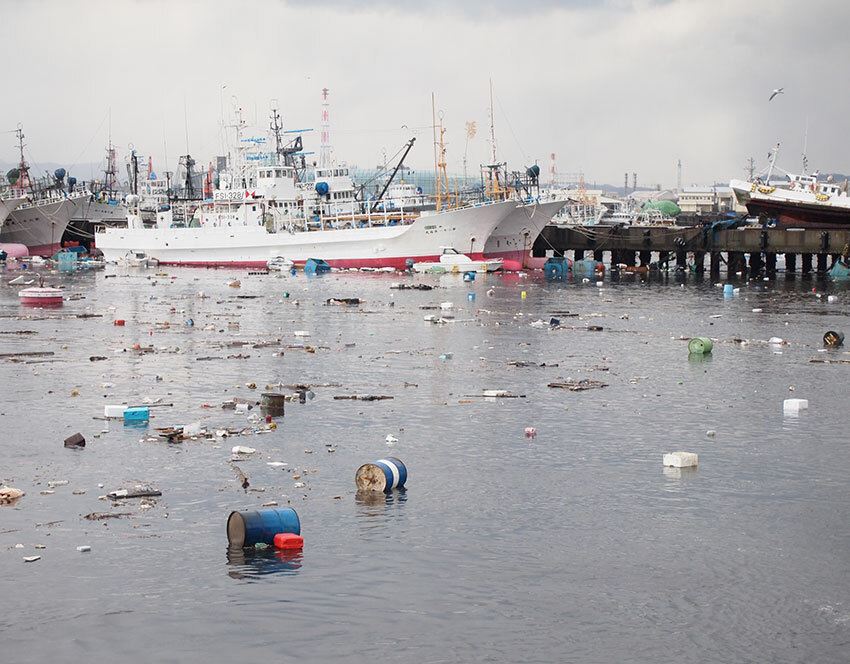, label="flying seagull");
[769,87,784,101]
